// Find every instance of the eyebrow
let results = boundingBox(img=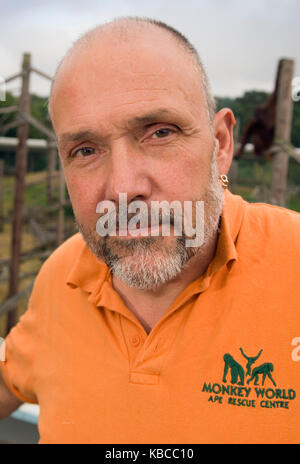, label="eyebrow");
[126,109,182,128]
[58,130,100,149]
[58,108,185,149]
